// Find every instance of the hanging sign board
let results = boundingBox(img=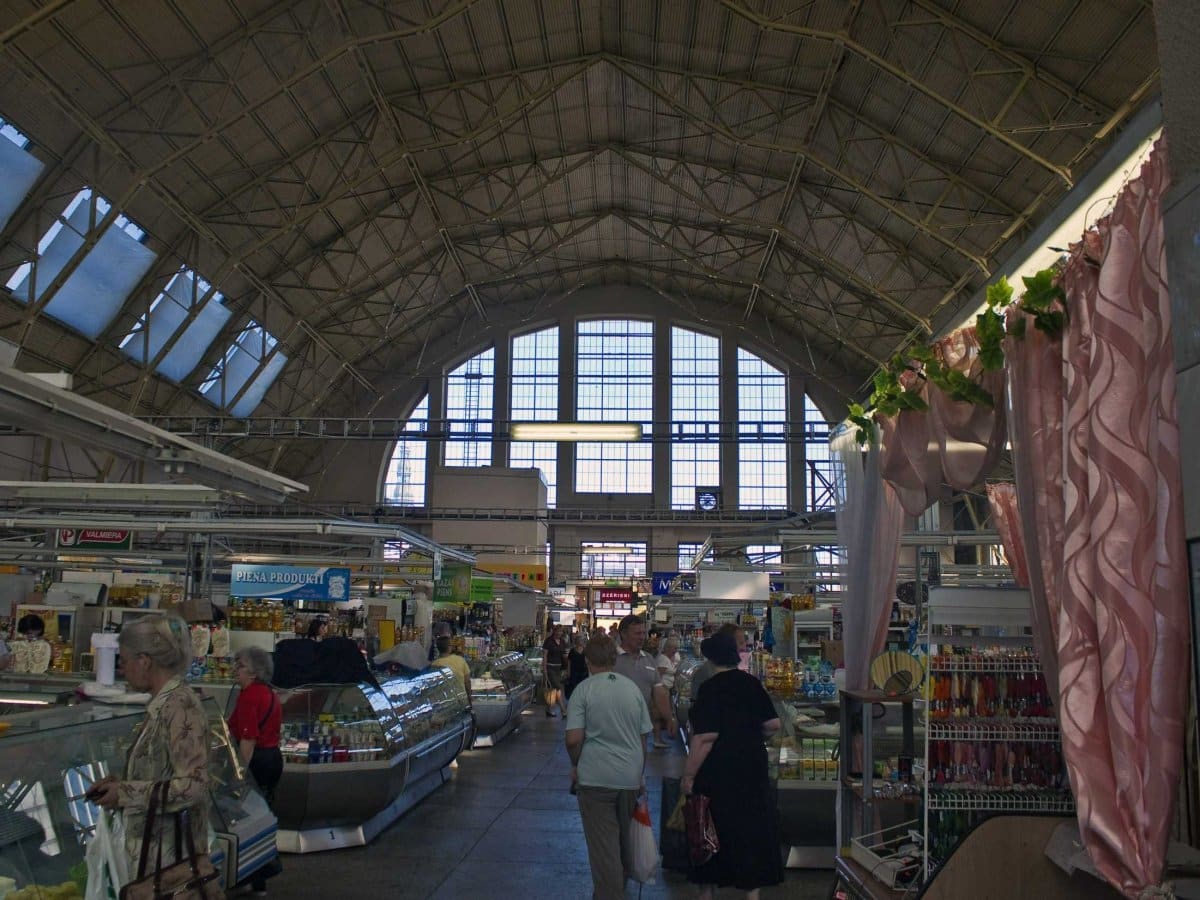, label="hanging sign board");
[476,563,548,587]
[651,572,696,595]
[469,577,495,603]
[697,570,770,601]
[57,528,133,551]
[230,564,352,601]
[434,565,472,602]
